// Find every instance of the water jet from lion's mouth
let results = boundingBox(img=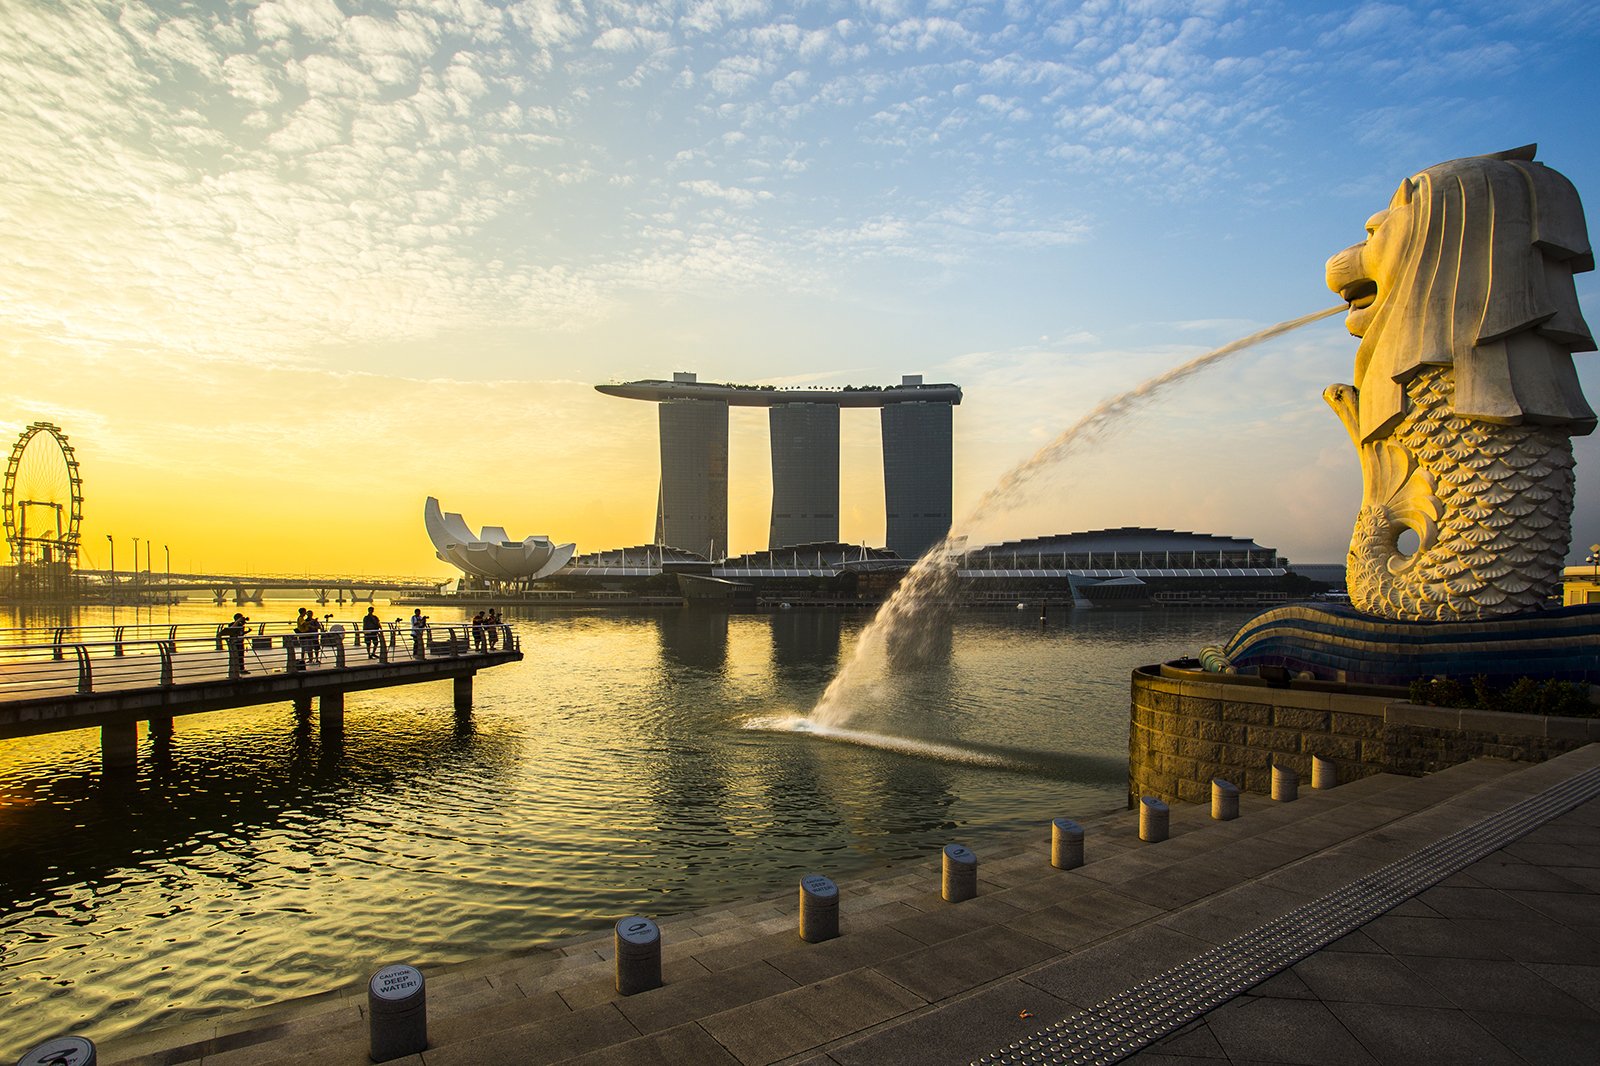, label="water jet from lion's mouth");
[807,305,1346,733]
